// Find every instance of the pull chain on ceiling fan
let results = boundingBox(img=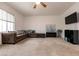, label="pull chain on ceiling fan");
[33,2,47,8]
